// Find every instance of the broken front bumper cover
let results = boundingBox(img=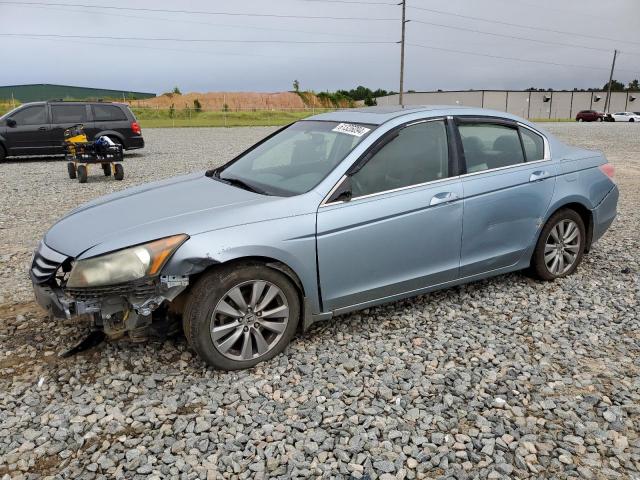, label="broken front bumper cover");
[33,281,73,319]
[31,274,189,320]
